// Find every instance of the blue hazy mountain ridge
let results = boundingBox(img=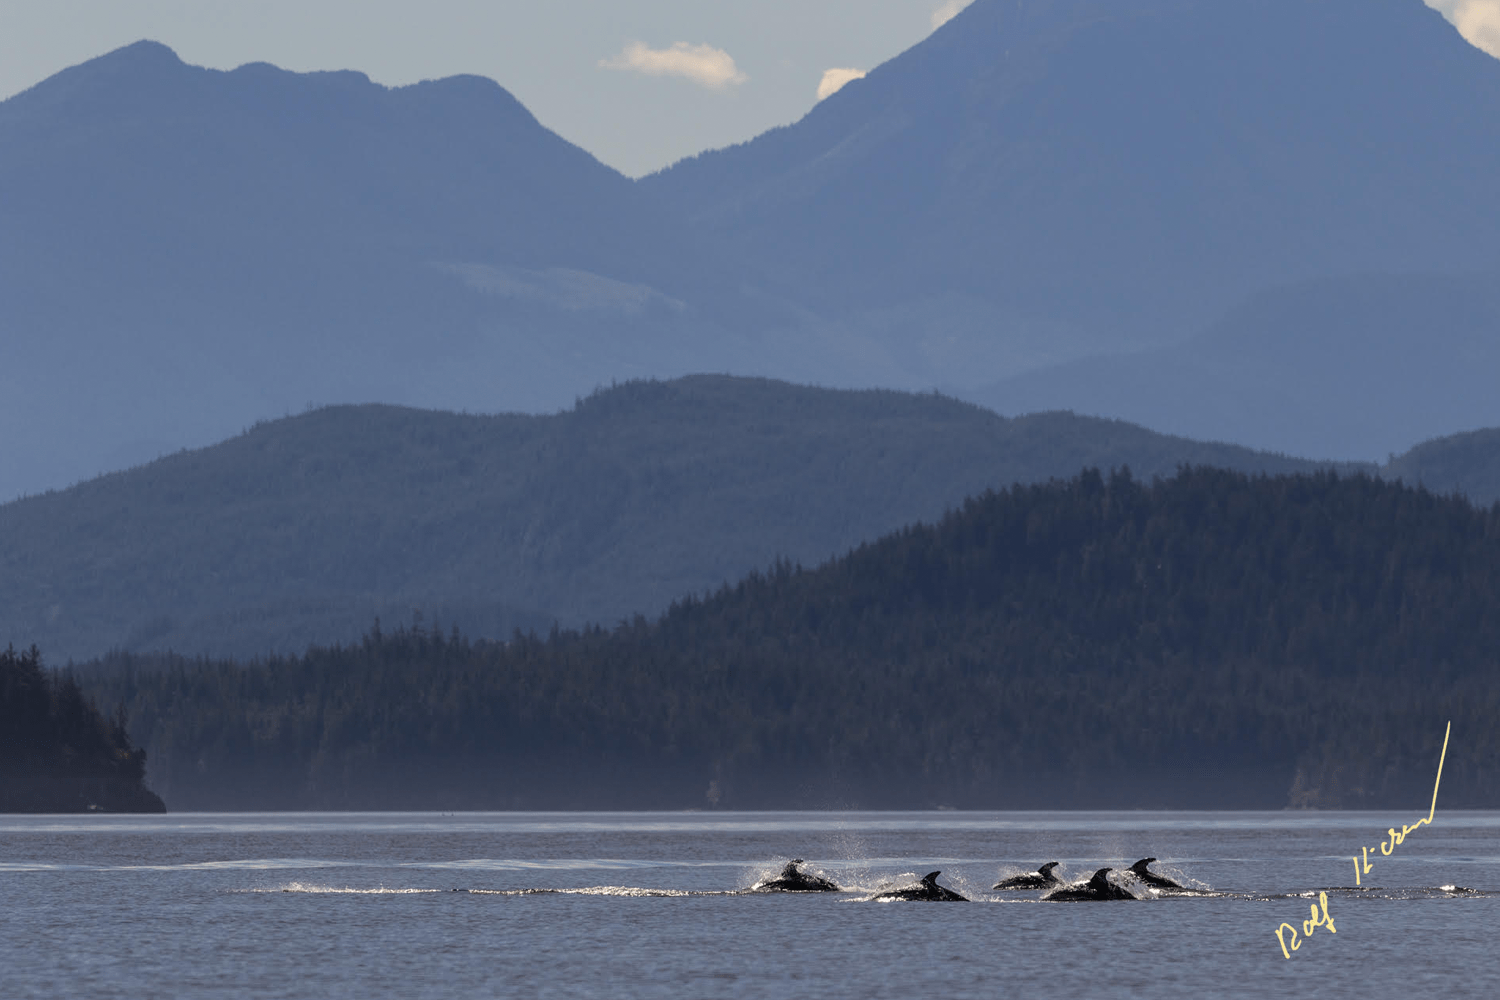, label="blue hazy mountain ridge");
[643,0,1500,419]
[6,0,1500,500]
[0,41,805,502]
[970,272,1500,461]
[1385,427,1500,505]
[0,377,1360,664]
